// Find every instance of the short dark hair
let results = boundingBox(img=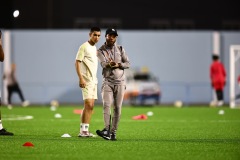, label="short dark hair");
[212,54,219,61]
[90,27,101,33]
